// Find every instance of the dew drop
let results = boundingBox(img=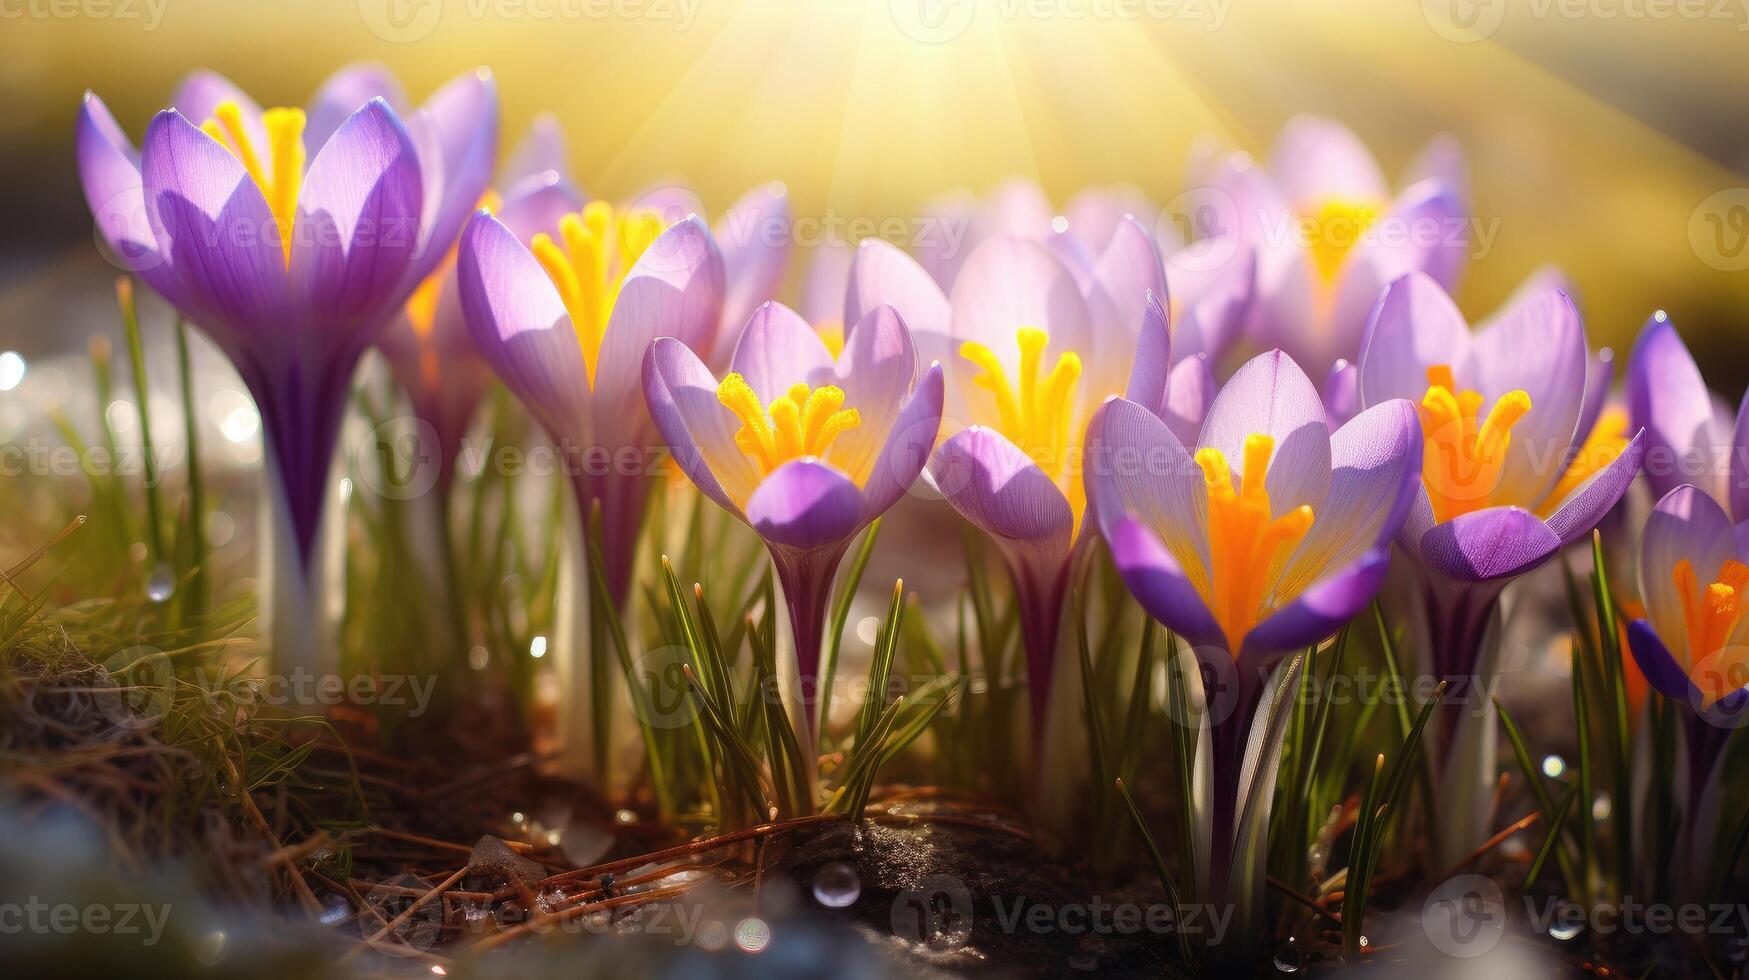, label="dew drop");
[735,916,772,952]
[145,563,175,603]
[811,861,861,908]
[1549,919,1584,941]
[1273,939,1304,973]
